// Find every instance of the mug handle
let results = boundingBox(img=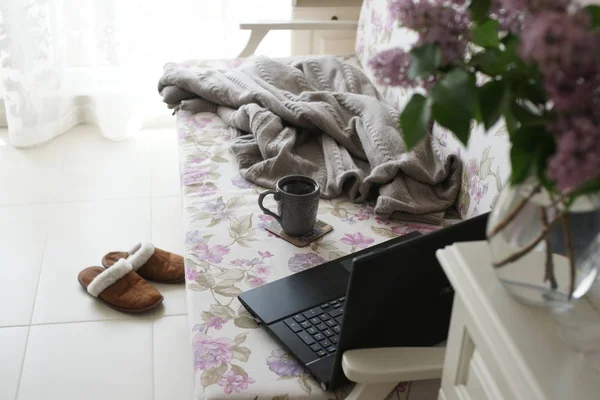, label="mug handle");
[258,190,282,224]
